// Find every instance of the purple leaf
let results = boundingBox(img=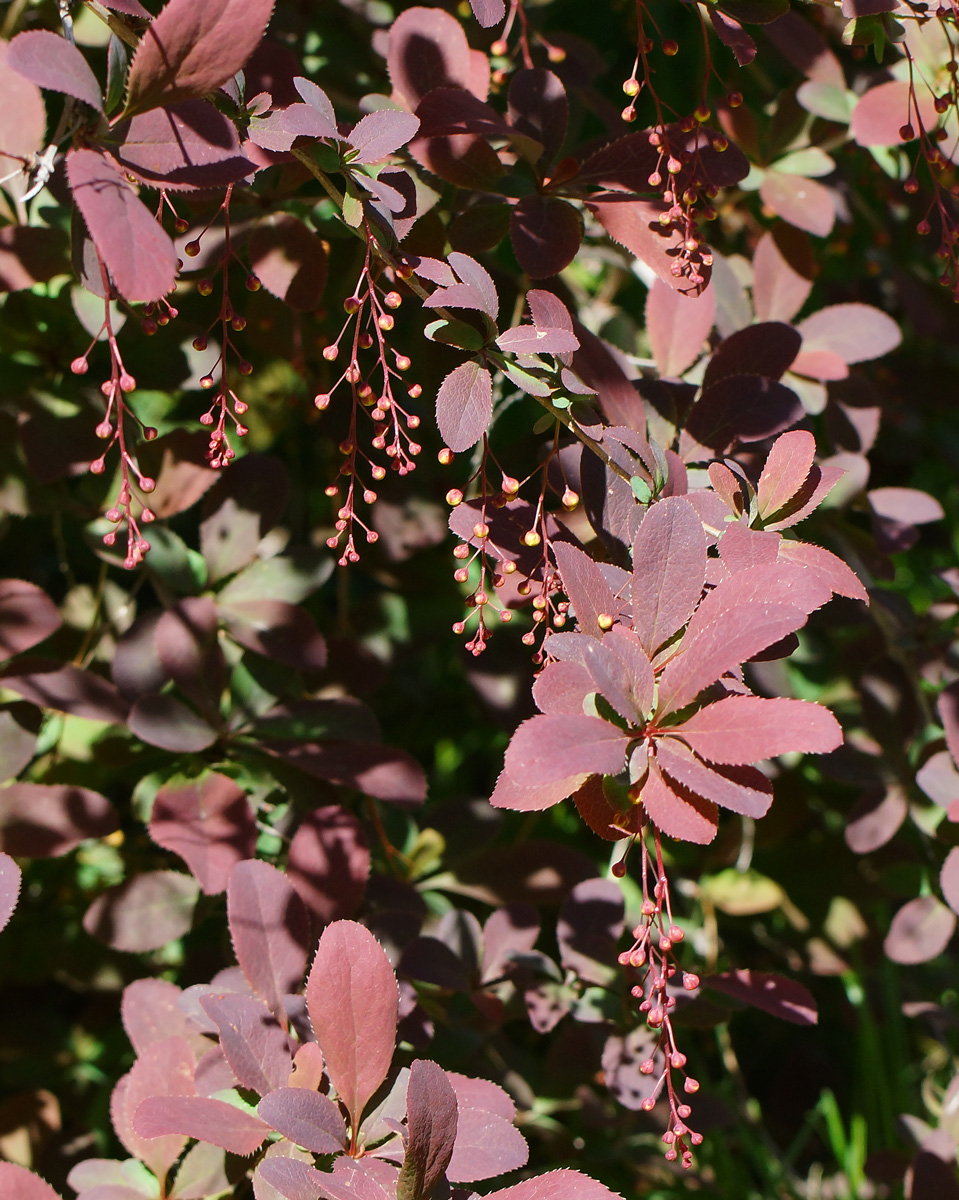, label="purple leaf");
[759,172,834,237]
[655,741,774,817]
[645,277,714,378]
[425,251,498,319]
[128,695,218,753]
[248,103,337,153]
[527,290,573,335]
[286,804,370,922]
[257,1088,347,1153]
[228,860,311,1020]
[709,8,756,64]
[113,100,252,189]
[155,596,225,711]
[264,741,427,804]
[939,682,959,770]
[884,897,956,964]
[200,993,292,1097]
[704,970,818,1025]
[638,760,719,845]
[387,6,478,110]
[84,871,200,952]
[248,214,328,312]
[294,78,337,127]
[686,375,804,452]
[0,225,68,293]
[0,853,21,934]
[557,878,625,985]
[941,848,959,916]
[917,750,959,810]
[348,110,420,164]
[400,1060,458,1197]
[676,696,842,763]
[510,196,582,279]
[219,599,327,671]
[133,1096,270,1156]
[553,542,624,639]
[845,785,908,854]
[602,1027,659,1110]
[67,148,177,303]
[435,361,493,454]
[495,324,579,356]
[113,1037,196,1179]
[256,1157,328,1200]
[121,978,198,1054]
[0,782,118,857]
[446,1073,527,1183]
[796,303,901,365]
[200,454,291,582]
[150,772,256,896]
[630,498,707,656]
[7,30,103,112]
[315,1160,396,1200]
[1,659,127,723]
[0,581,60,661]
[508,69,567,161]
[482,904,540,982]
[589,195,711,296]
[125,0,275,115]
[485,1169,624,1199]
[0,1164,63,1200]
[504,714,629,787]
[469,0,507,28]
[306,920,399,1128]
[868,486,944,526]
